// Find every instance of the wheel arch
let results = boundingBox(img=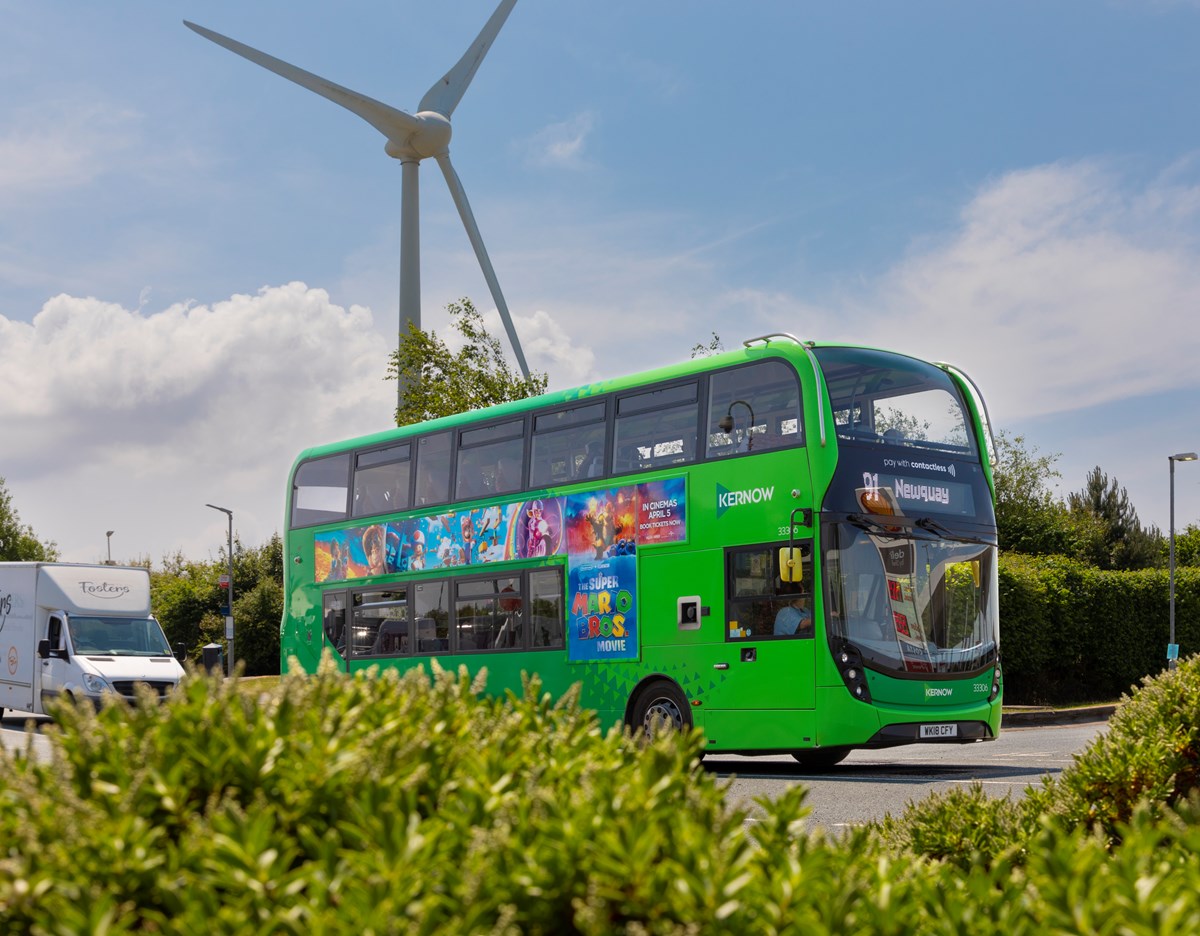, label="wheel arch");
[623,673,691,728]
